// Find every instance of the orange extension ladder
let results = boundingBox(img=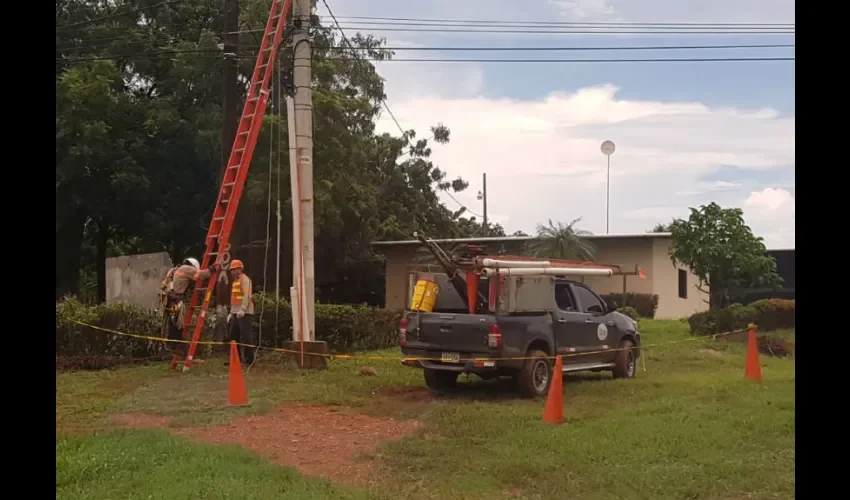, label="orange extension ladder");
[173,0,294,372]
